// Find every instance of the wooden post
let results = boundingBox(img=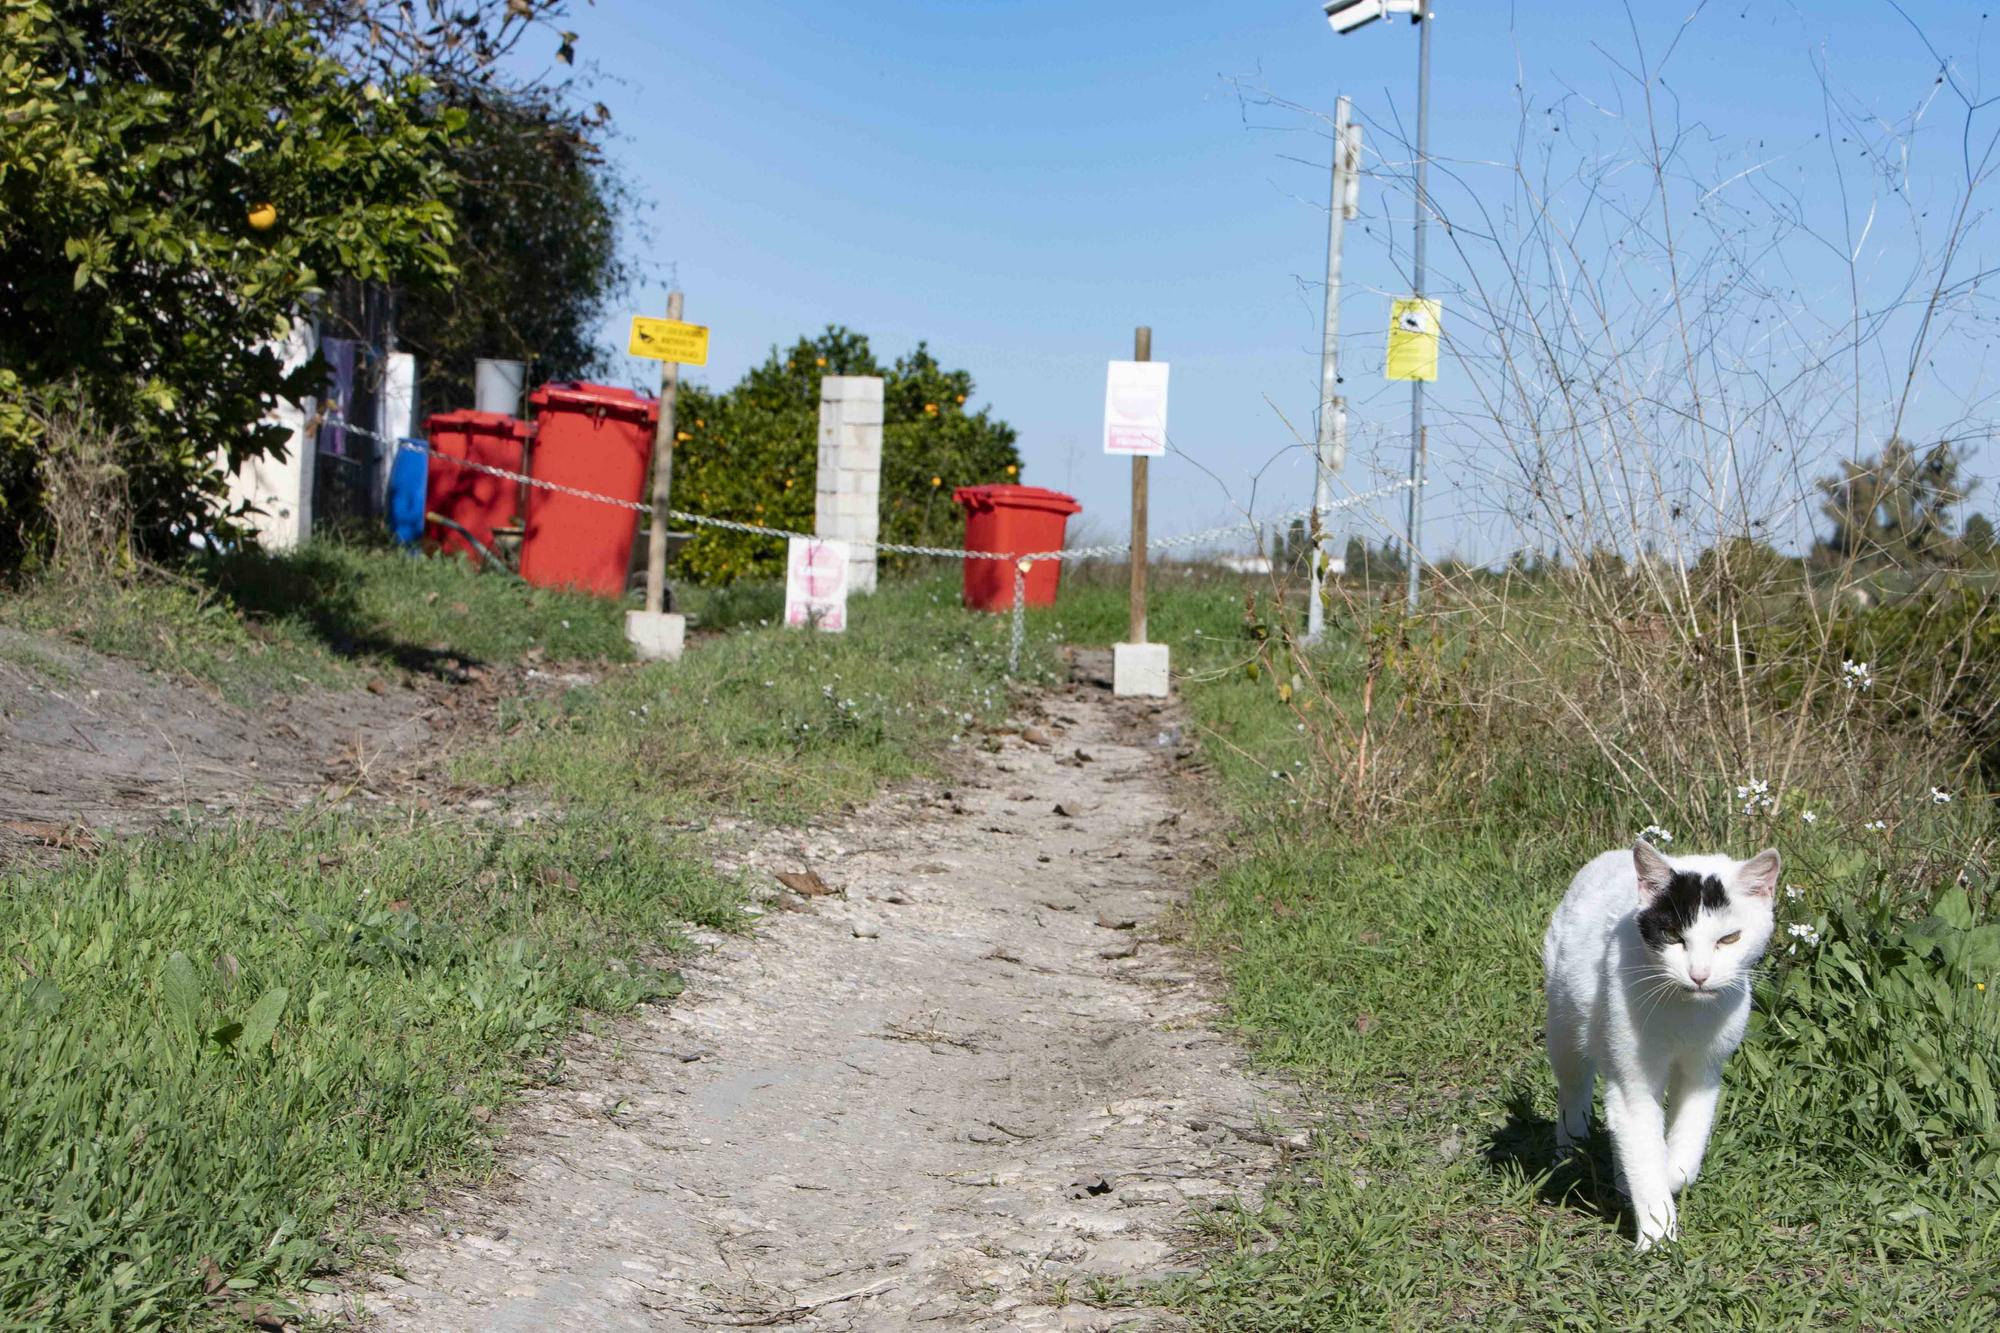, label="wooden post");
[645,290,684,614]
[1129,325,1151,644]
